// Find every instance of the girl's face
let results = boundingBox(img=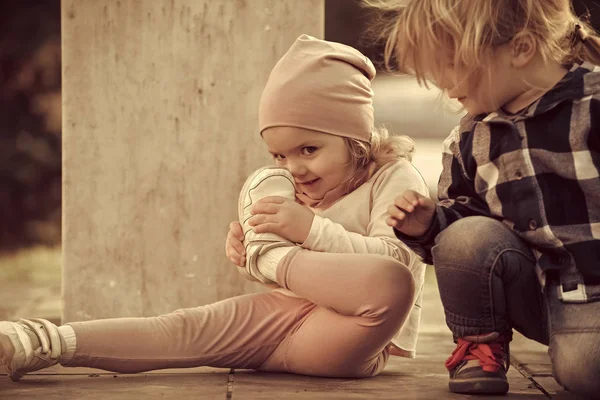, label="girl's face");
[262,127,352,200]
[434,44,524,115]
